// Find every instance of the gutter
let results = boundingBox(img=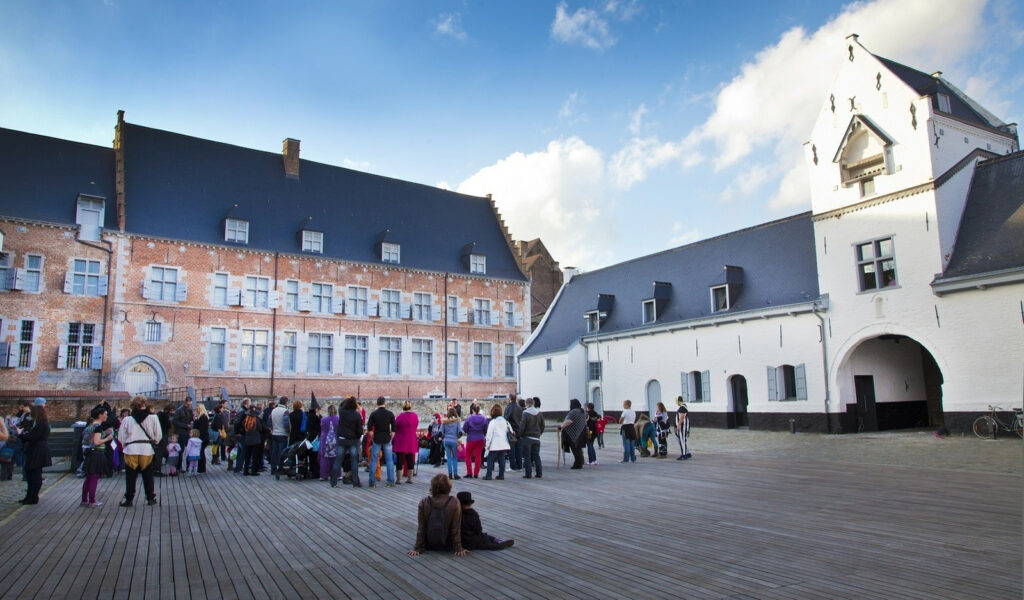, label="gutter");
[811,297,831,433]
[77,235,114,391]
[930,266,1024,296]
